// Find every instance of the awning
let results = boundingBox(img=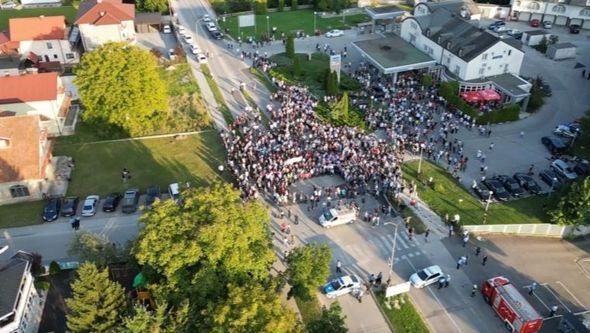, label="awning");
[479,89,501,101]
[460,91,482,103]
